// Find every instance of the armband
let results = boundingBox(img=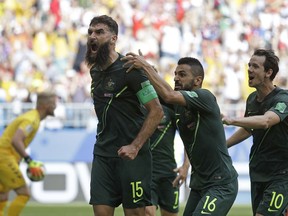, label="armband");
[136,83,158,104]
